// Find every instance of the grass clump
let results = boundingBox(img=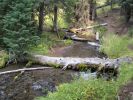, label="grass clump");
[128,27,133,37]
[30,31,73,55]
[30,32,59,55]
[94,26,107,39]
[63,40,73,46]
[36,63,133,100]
[77,64,88,71]
[0,50,8,68]
[100,33,133,58]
